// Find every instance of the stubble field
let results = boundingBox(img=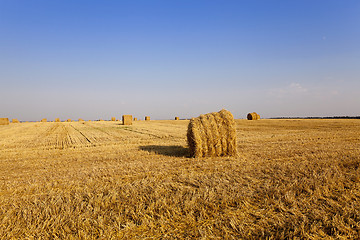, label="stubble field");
[0,119,359,239]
